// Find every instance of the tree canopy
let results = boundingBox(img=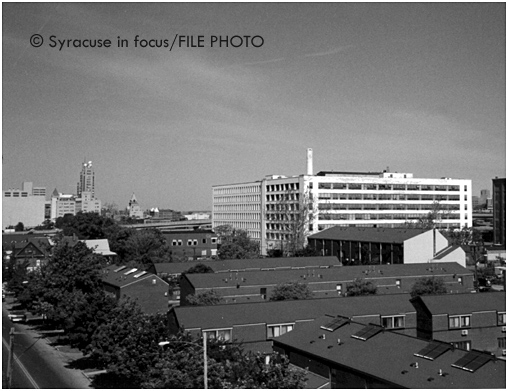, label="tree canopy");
[345,278,377,296]
[55,212,118,239]
[182,263,214,275]
[410,277,447,297]
[215,225,260,259]
[186,290,224,306]
[269,281,313,301]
